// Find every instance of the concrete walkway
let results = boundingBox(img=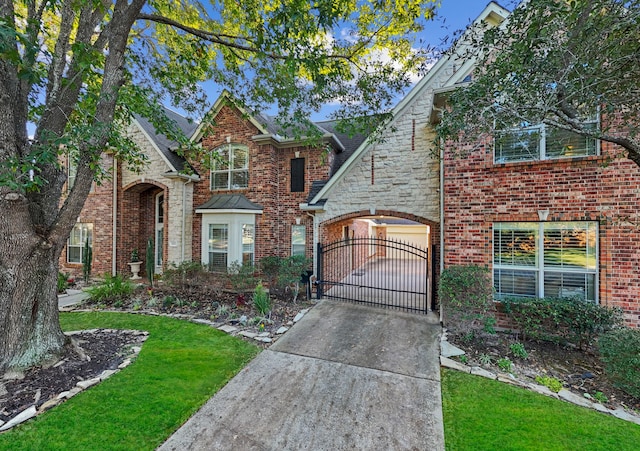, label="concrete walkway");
[58,289,90,309]
[159,300,444,450]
